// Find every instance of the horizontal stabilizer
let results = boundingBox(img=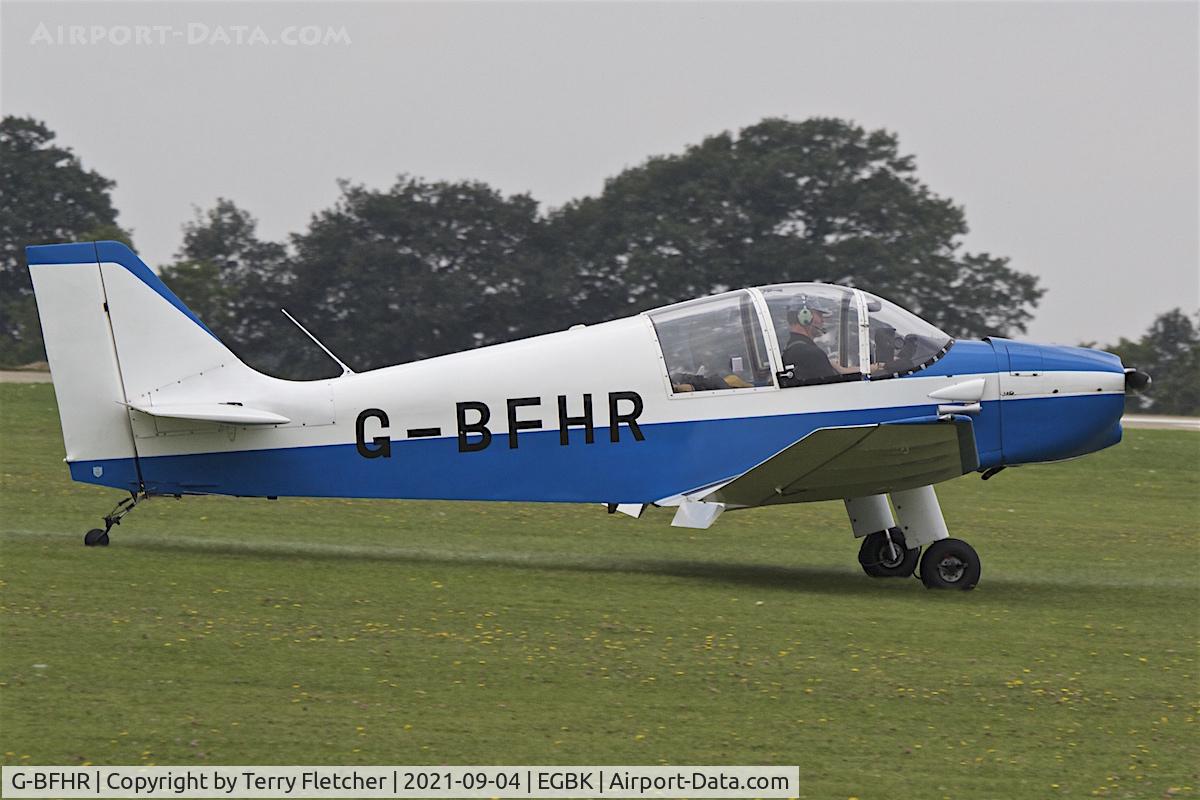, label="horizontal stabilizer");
[127,402,290,426]
[701,418,978,506]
